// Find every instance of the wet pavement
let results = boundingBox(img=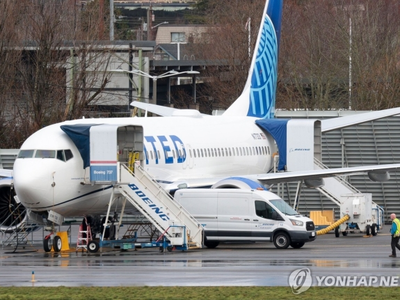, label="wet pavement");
[1,232,399,287]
